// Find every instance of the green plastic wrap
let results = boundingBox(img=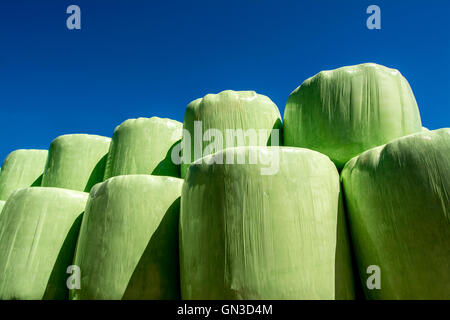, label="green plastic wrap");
[104,117,182,179]
[0,187,88,300]
[181,90,282,178]
[41,134,111,192]
[180,146,355,299]
[71,175,183,300]
[0,200,5,215]
[0,149,48,200]
[284,63,422,169]
[341,128,450,299]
